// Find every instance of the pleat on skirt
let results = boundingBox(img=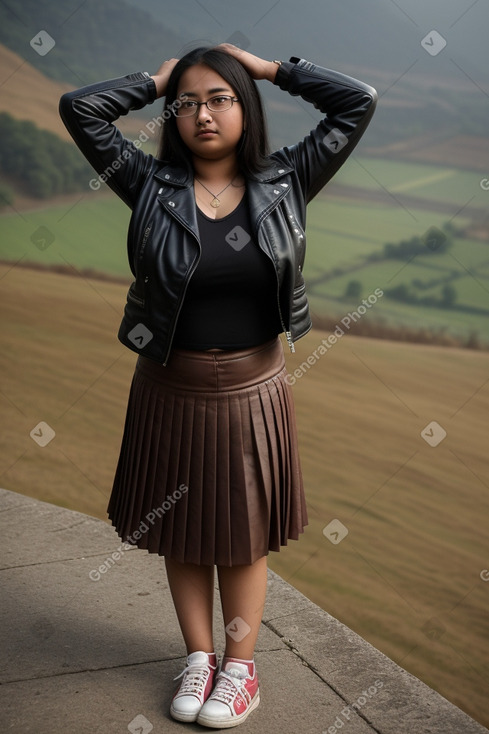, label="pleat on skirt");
[107,336,307,566]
